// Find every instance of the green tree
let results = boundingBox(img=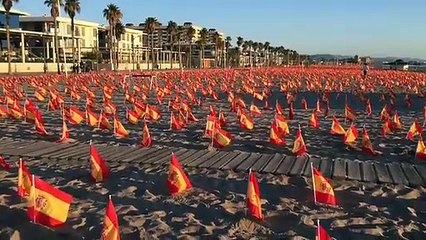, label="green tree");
[186,26,195,69]
[225,36,231,68]
[166,21,177,69]
[175,26,184,70]
[64,0,81,65]
[103,3,122,71]
[197,28,208,68]
[2,0,19,74]
[236,36,243,67]
[114,21,125,69]
[144,17,159,70]
[44,0,64,74]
